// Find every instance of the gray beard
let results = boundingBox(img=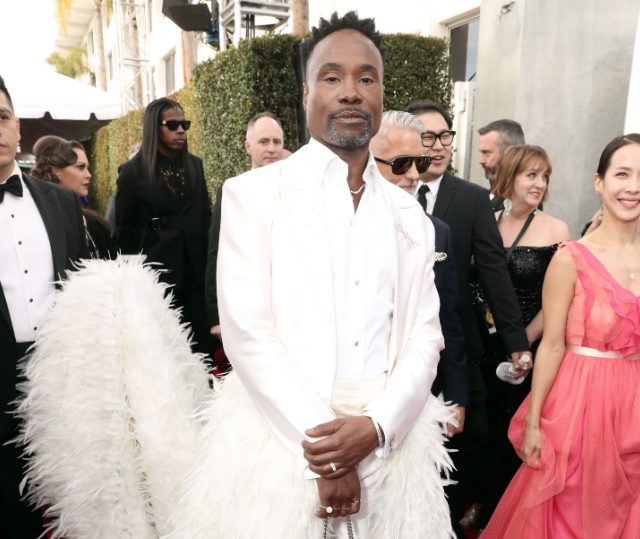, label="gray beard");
[484,169,495,181]
[326,118,372,148]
